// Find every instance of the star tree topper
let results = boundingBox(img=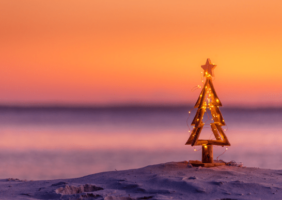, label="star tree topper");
[201,58,216,77]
